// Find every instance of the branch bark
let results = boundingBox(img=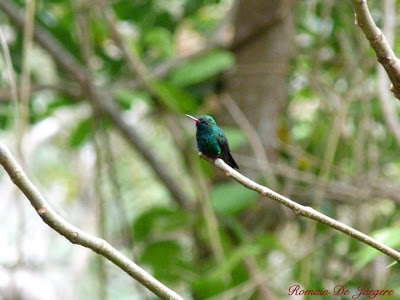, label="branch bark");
[350,0,400,100]
[200,154,400,263]
[0,142,183,300]
[377,0,400,144]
